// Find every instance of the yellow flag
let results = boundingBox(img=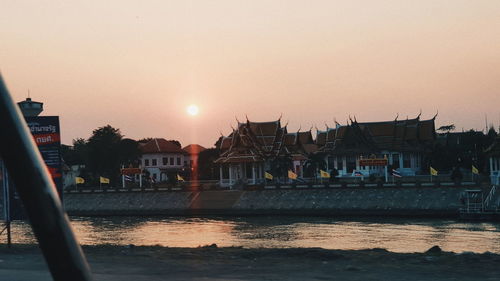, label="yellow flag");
[430,166,438,176]
[320,170,330,178]
[472,165,479,175]
[265,172,273,180]
[100,176,110,184]
[288,170,297,180]
[75,177,85,184]
[177,174,185,181]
